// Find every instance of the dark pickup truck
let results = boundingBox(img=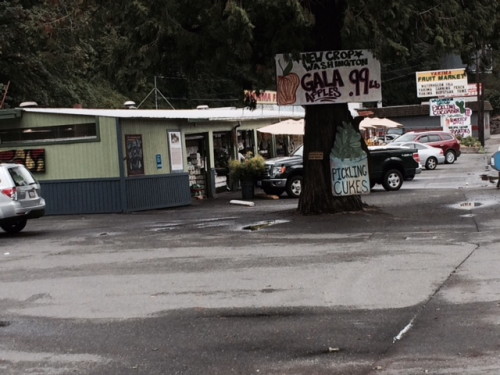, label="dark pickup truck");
[257,145,421,198]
